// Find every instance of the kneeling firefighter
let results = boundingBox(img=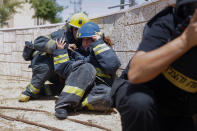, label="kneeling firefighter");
[53,22,121,119]
[19,13,89,102]
[111,0,197,131]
